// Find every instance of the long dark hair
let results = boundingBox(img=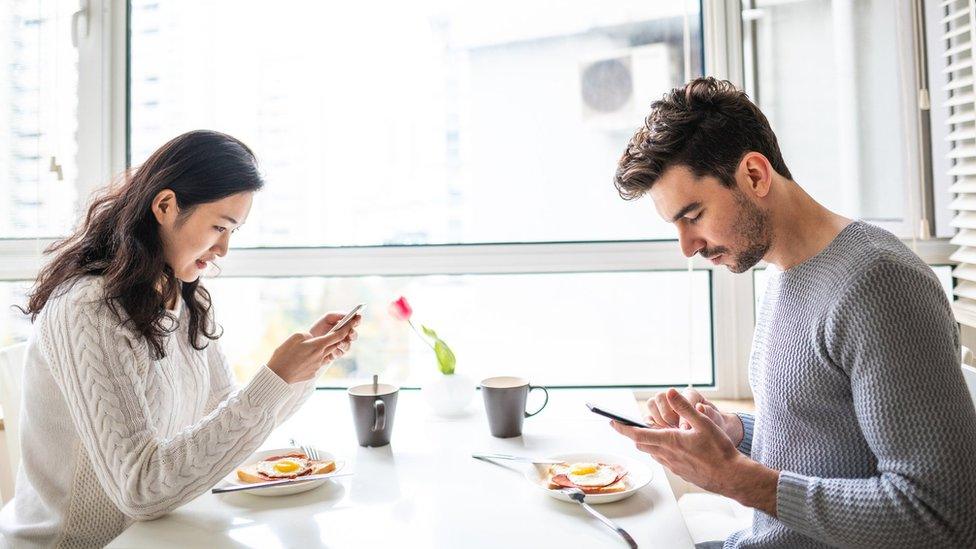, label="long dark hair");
[21,130,265,359]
